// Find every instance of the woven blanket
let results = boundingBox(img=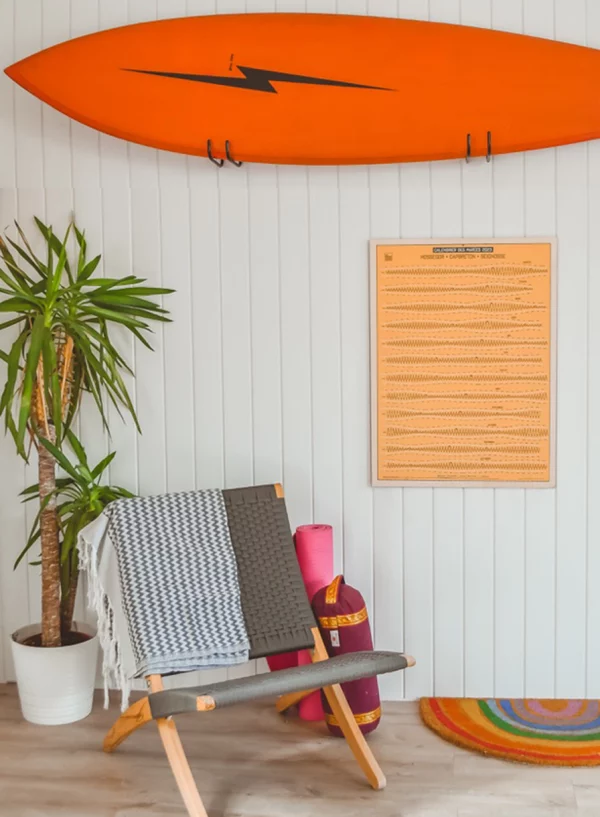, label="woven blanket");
[78,489,250,709]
